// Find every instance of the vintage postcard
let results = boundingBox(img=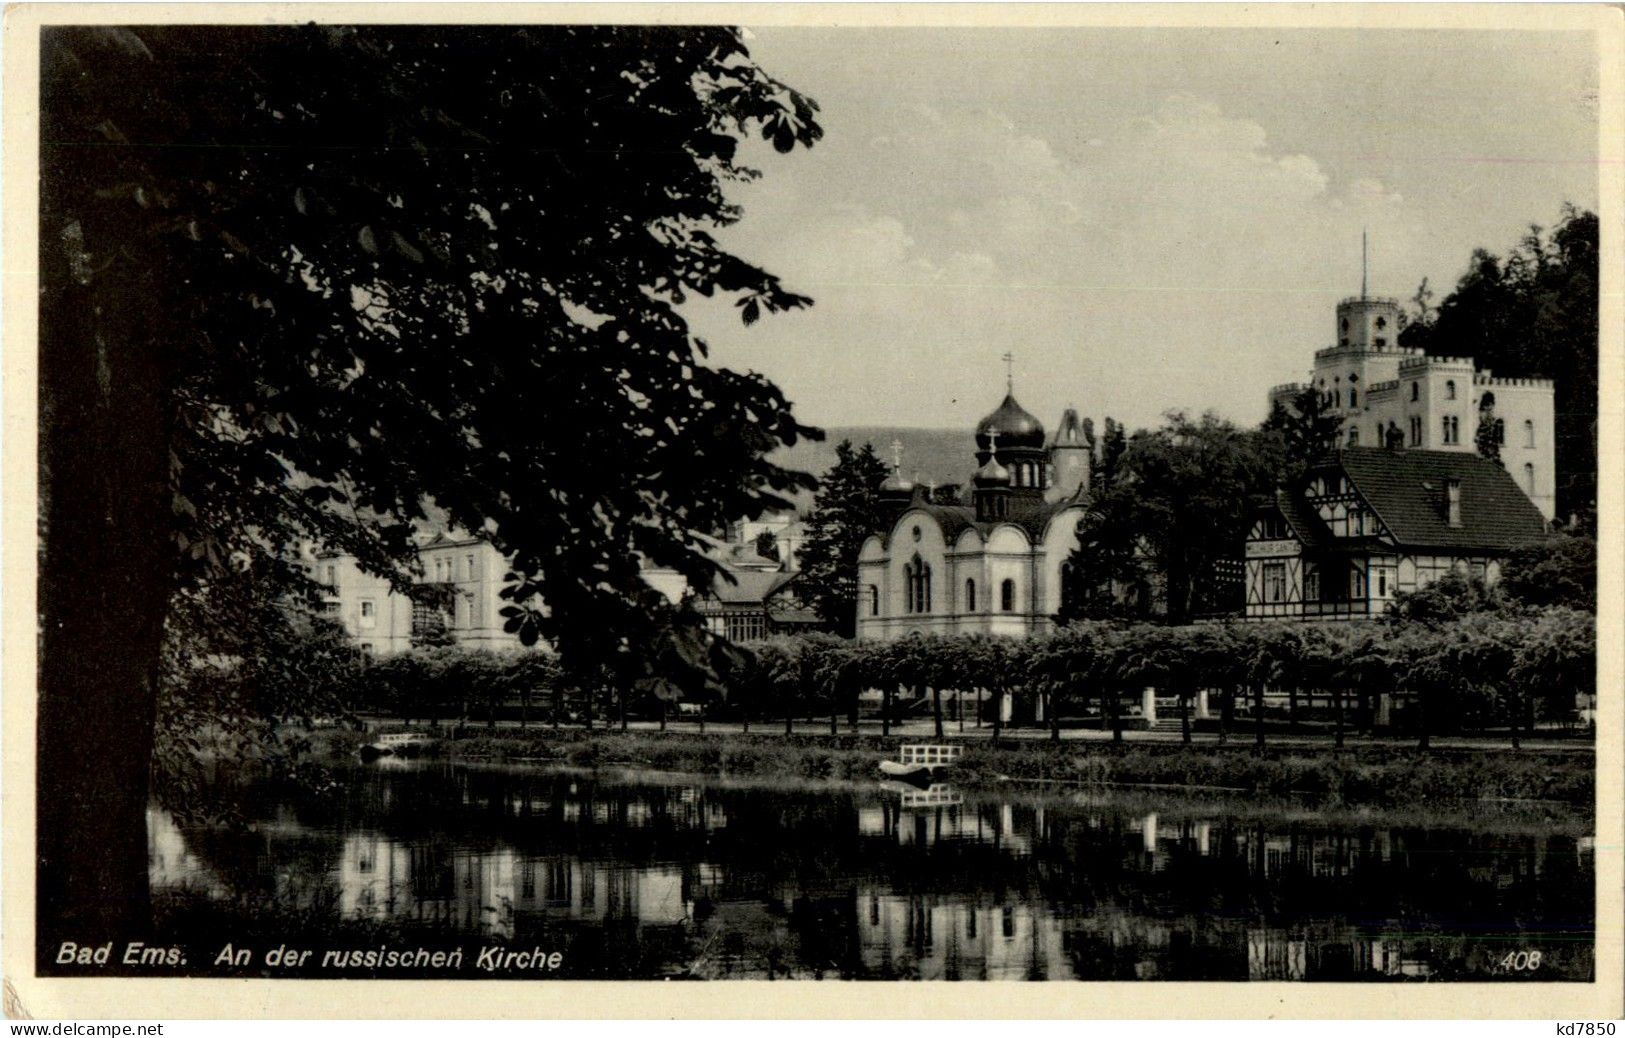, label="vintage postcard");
[3,2,1621,1020]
